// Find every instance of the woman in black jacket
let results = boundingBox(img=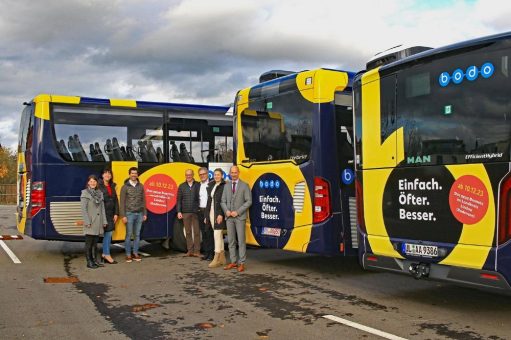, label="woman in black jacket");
[205,168,227,268]
[98,168,119,264]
